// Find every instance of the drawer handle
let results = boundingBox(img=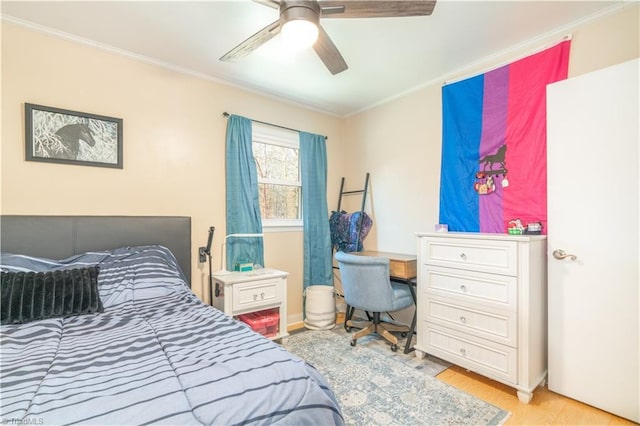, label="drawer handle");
[459,316,467,324]
[460,253,467,261]
[253,294,257,301]
[460,348,466,356]
[261,292,265,299]
[460,285,467,292]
